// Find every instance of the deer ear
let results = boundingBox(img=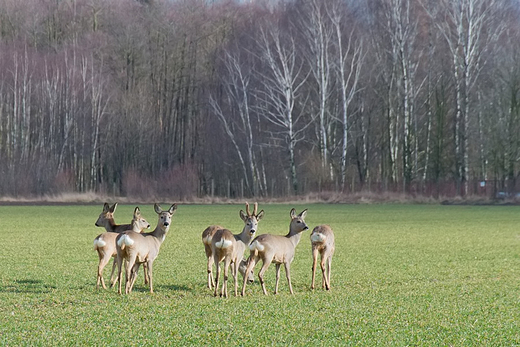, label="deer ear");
[154,203,163,214]
[256,210,265,221]
[110,203,118,213]
[290,208,296,219]
[168,204,177,215]
[298,209,307,219]
[134,206,141,216]
[239,210,247,222]
[103,203,110,213]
